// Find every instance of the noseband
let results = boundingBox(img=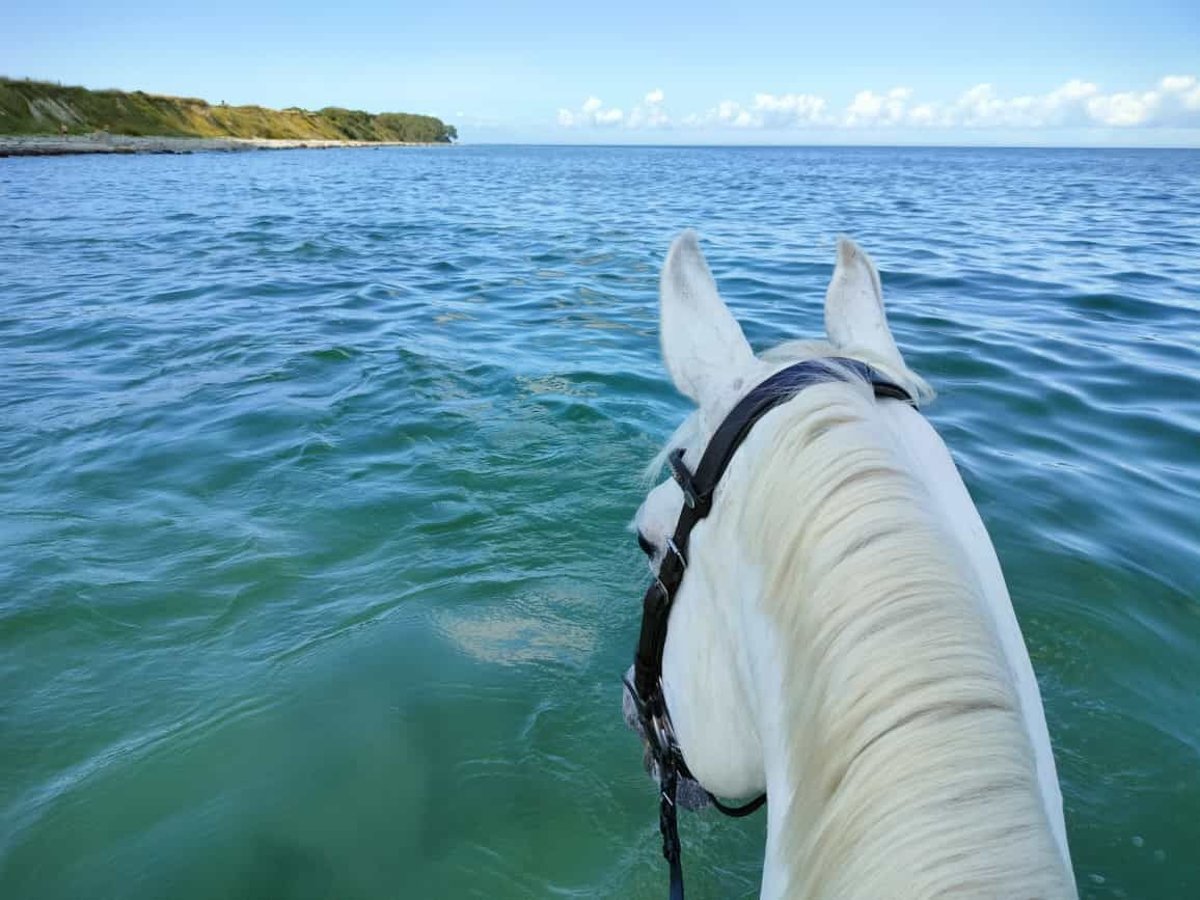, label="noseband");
[624,357,917,900]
